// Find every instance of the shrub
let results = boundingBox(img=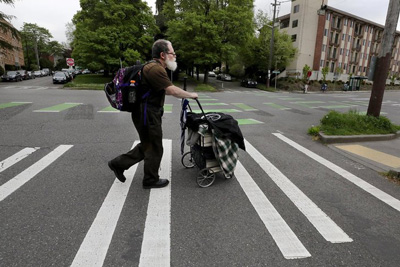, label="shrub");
[308,125,321,136]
